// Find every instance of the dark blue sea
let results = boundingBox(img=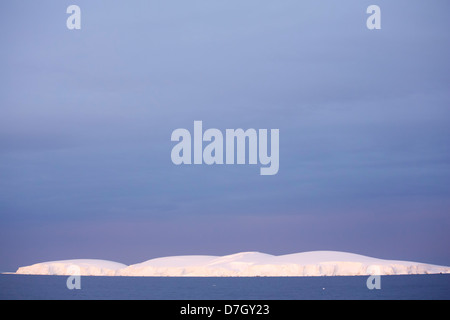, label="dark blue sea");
[0,274,449,300]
